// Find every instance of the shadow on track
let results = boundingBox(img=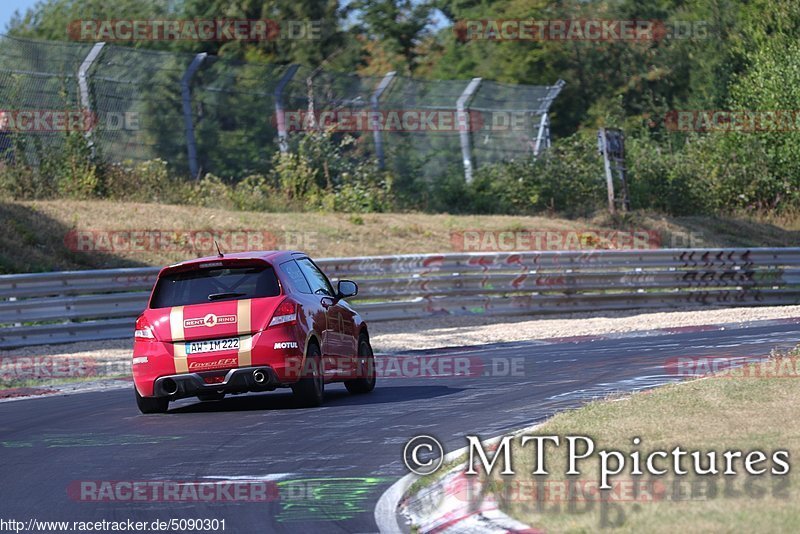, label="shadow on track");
[165,384,466,414]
